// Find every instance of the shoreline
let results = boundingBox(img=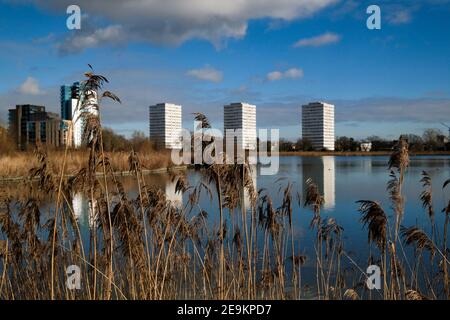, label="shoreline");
[276,151,450,157]
[1,151,449,182]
